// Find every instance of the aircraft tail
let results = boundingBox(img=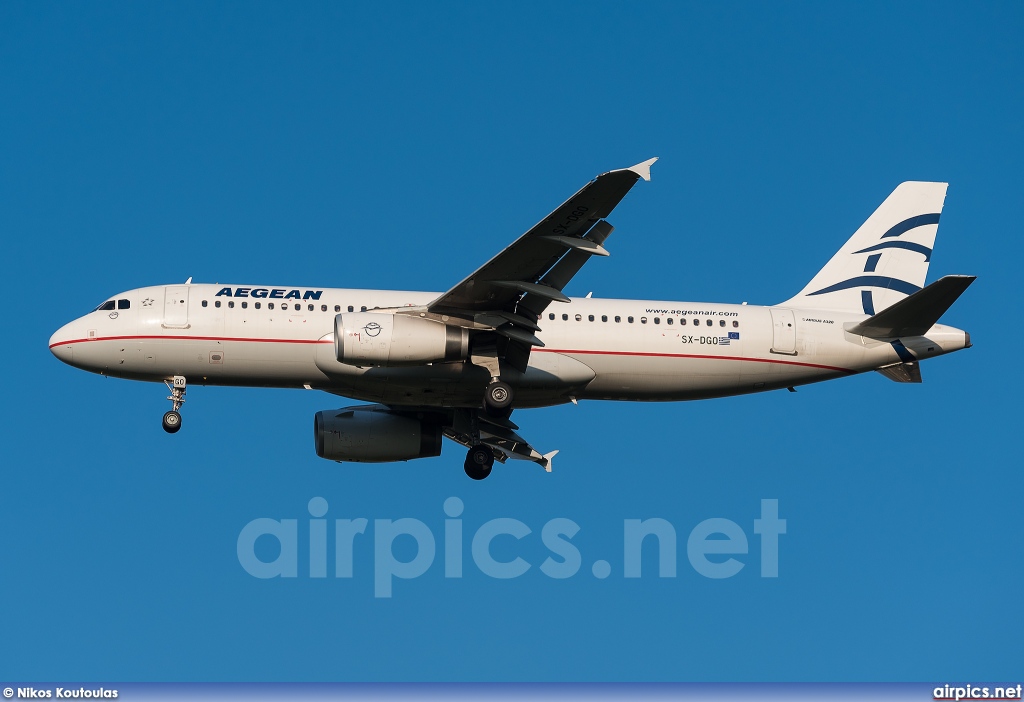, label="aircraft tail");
[847,275,976,339]
[780,182,948,314]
